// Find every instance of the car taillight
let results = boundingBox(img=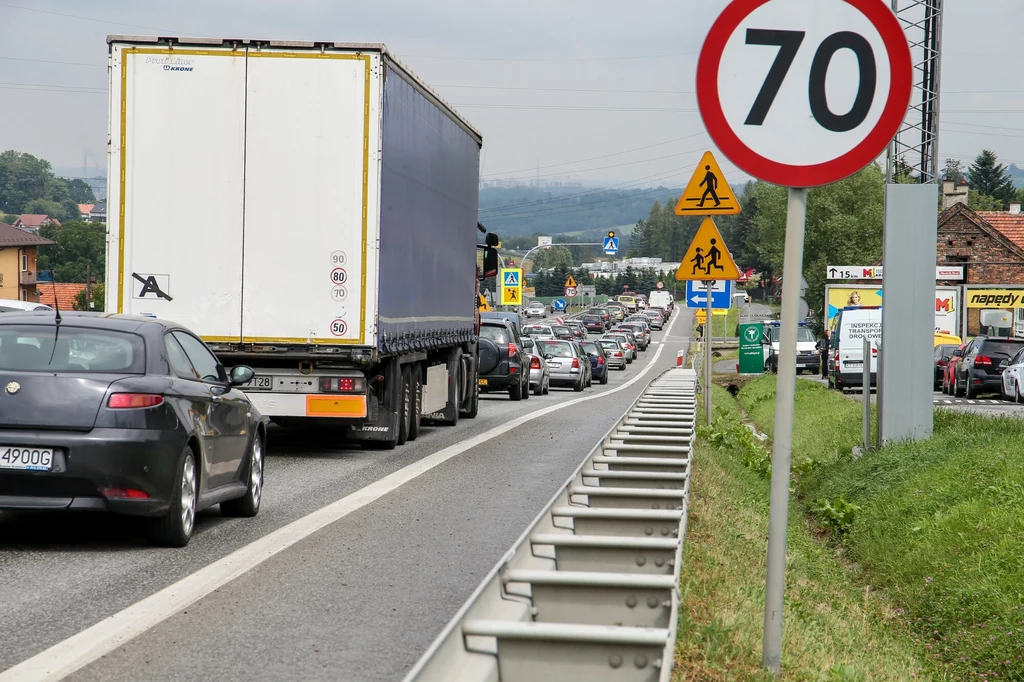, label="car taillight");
[508,343,518,357]
[834,349,840,362]
[975,355,993,367]
[99,488,150,499]
[598,356,605,365]
[614,351,623,357]
[530,357,541,370]
[319,377,366,393]
[571,357,580,369]
[107,393,164,409]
